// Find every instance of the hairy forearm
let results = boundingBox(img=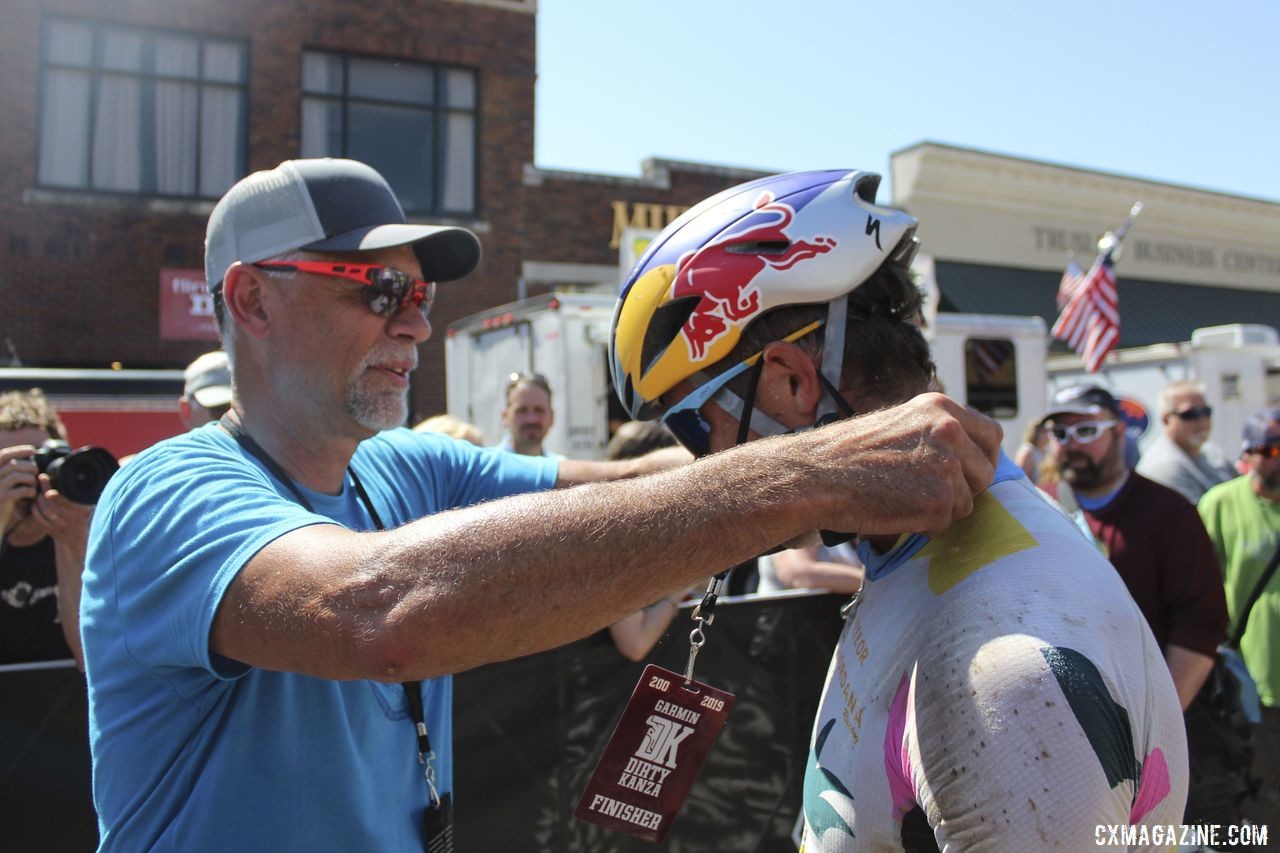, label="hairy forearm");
[215,393,997,681]
[362,446,814,679]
